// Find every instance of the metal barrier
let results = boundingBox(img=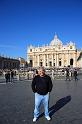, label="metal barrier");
[0,68,82,82]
